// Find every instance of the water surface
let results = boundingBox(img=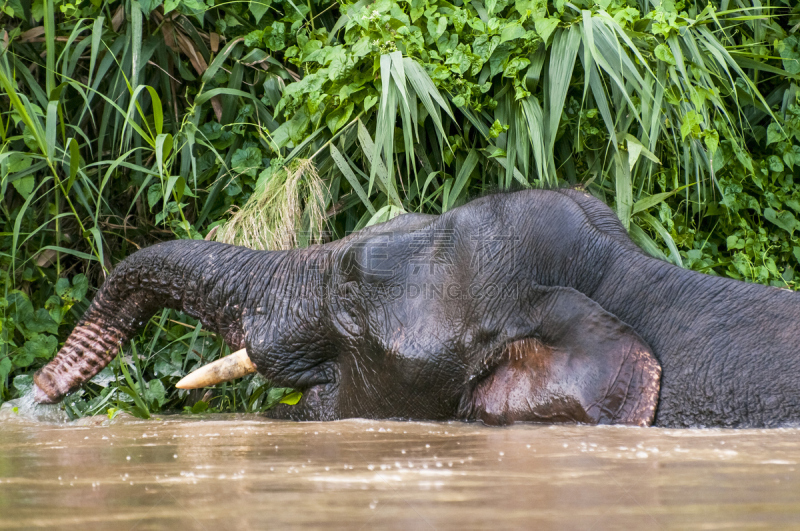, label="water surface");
[1,411,799,529]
